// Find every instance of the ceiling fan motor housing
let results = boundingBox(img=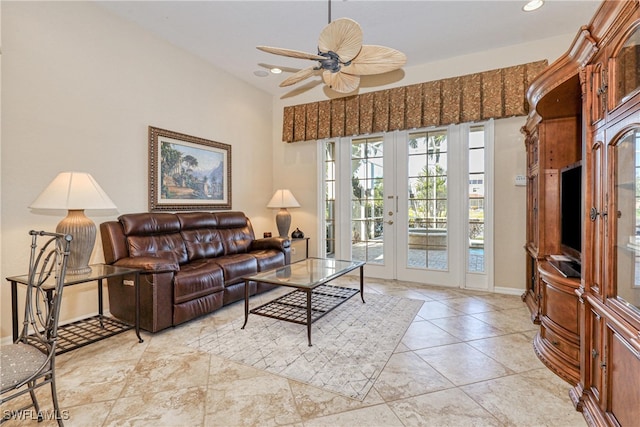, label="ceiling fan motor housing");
[318,50,347,73]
